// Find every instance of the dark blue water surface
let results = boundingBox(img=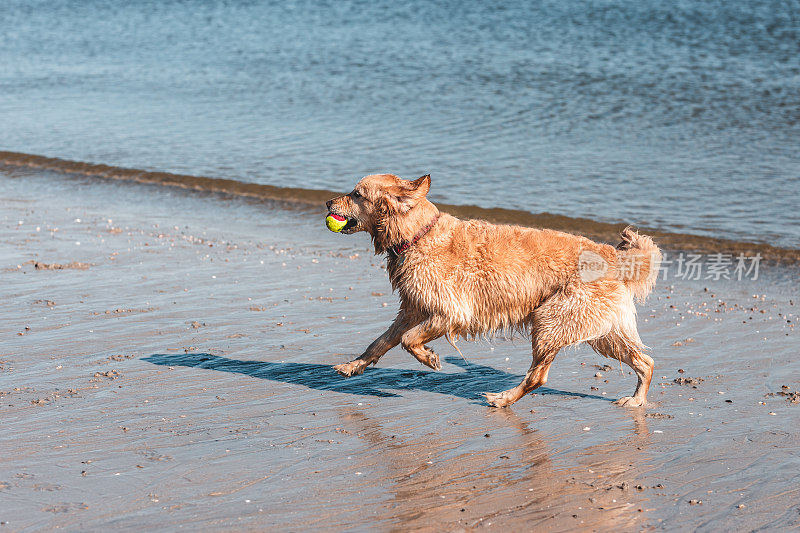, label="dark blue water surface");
[1,0,798,246]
